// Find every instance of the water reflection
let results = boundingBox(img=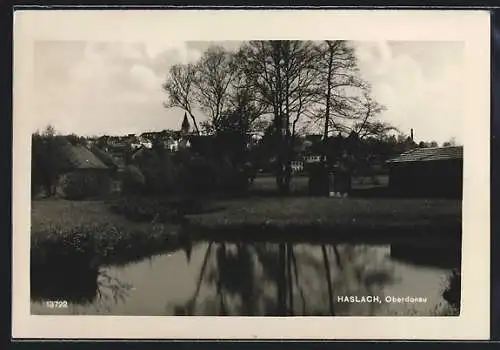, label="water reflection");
[31,240,460,316]
[390,244,461,269]
[31,264,100,304]
[95,271,135,309]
